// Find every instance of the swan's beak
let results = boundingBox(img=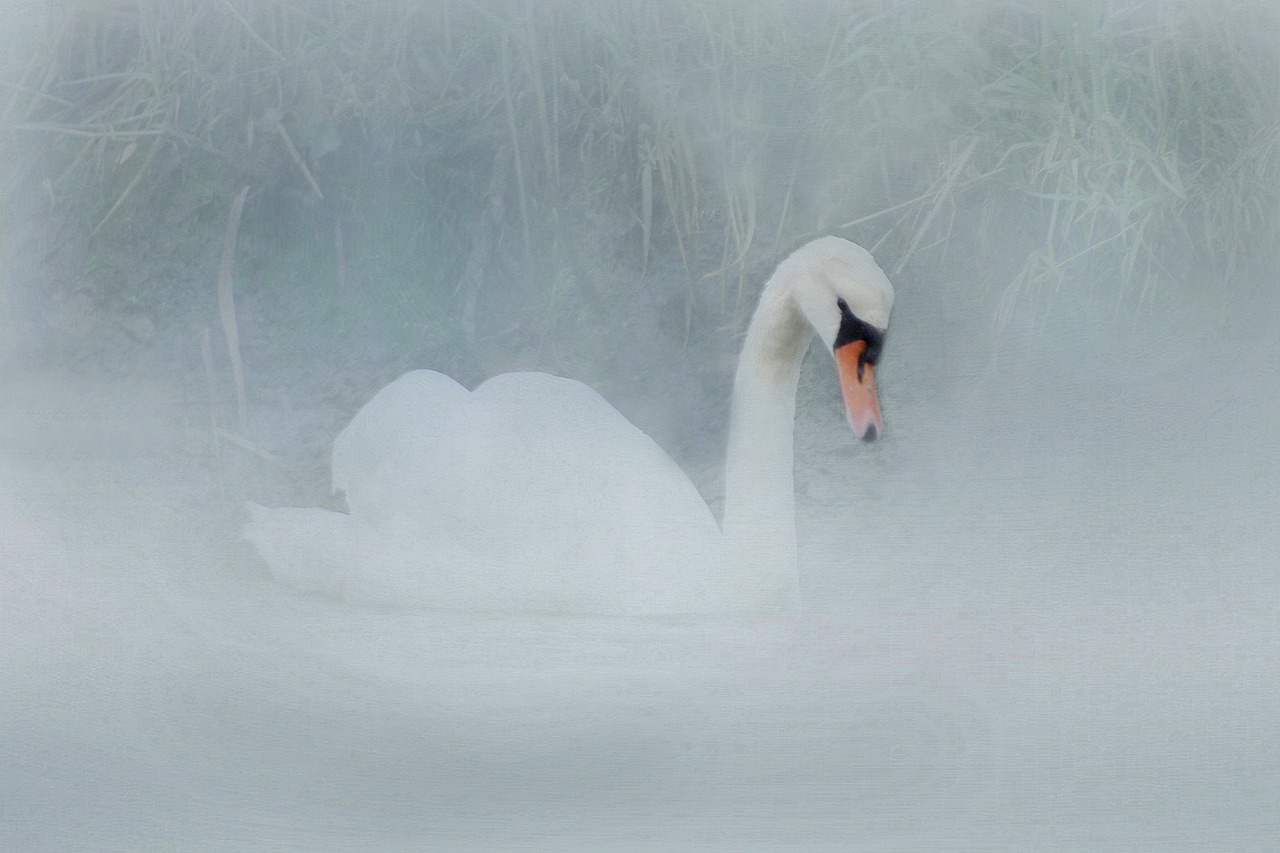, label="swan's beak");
[835,340,883,442]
